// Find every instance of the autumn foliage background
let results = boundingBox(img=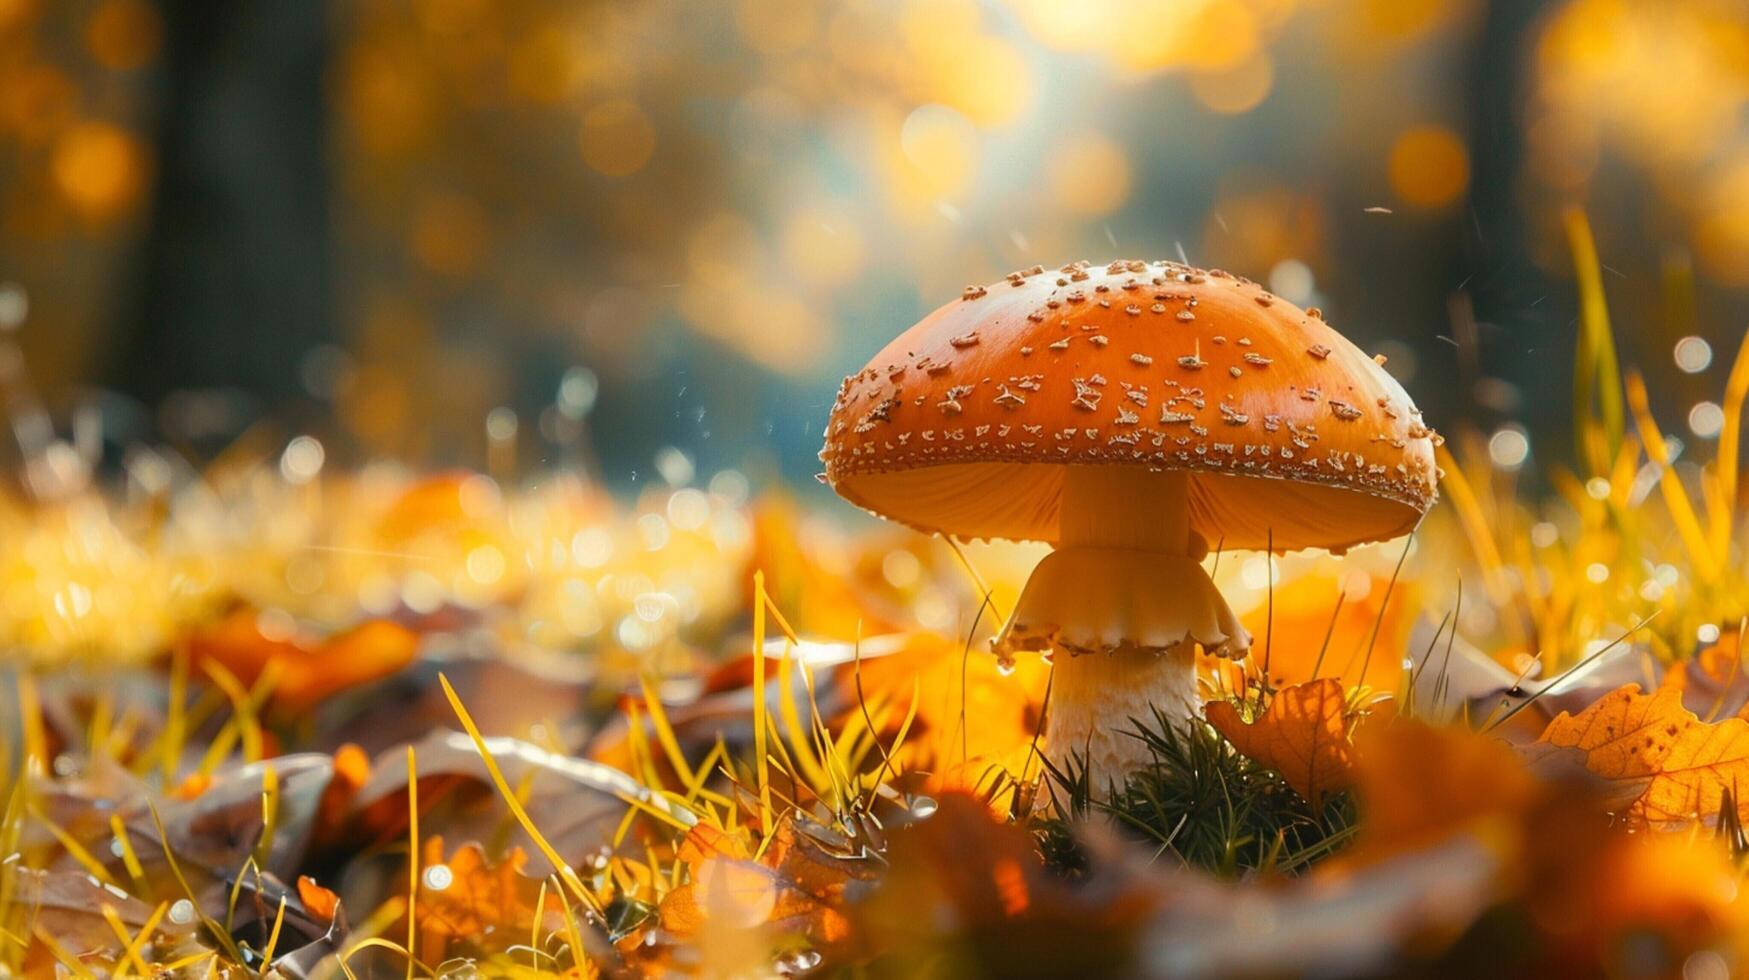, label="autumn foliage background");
[4,0,1749,977]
